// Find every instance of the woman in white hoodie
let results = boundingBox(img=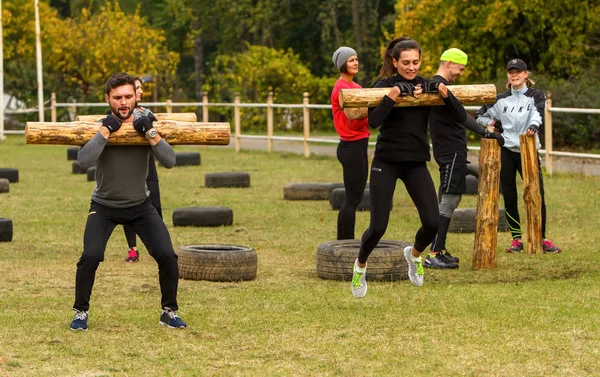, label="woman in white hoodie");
[476,58,561,254]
